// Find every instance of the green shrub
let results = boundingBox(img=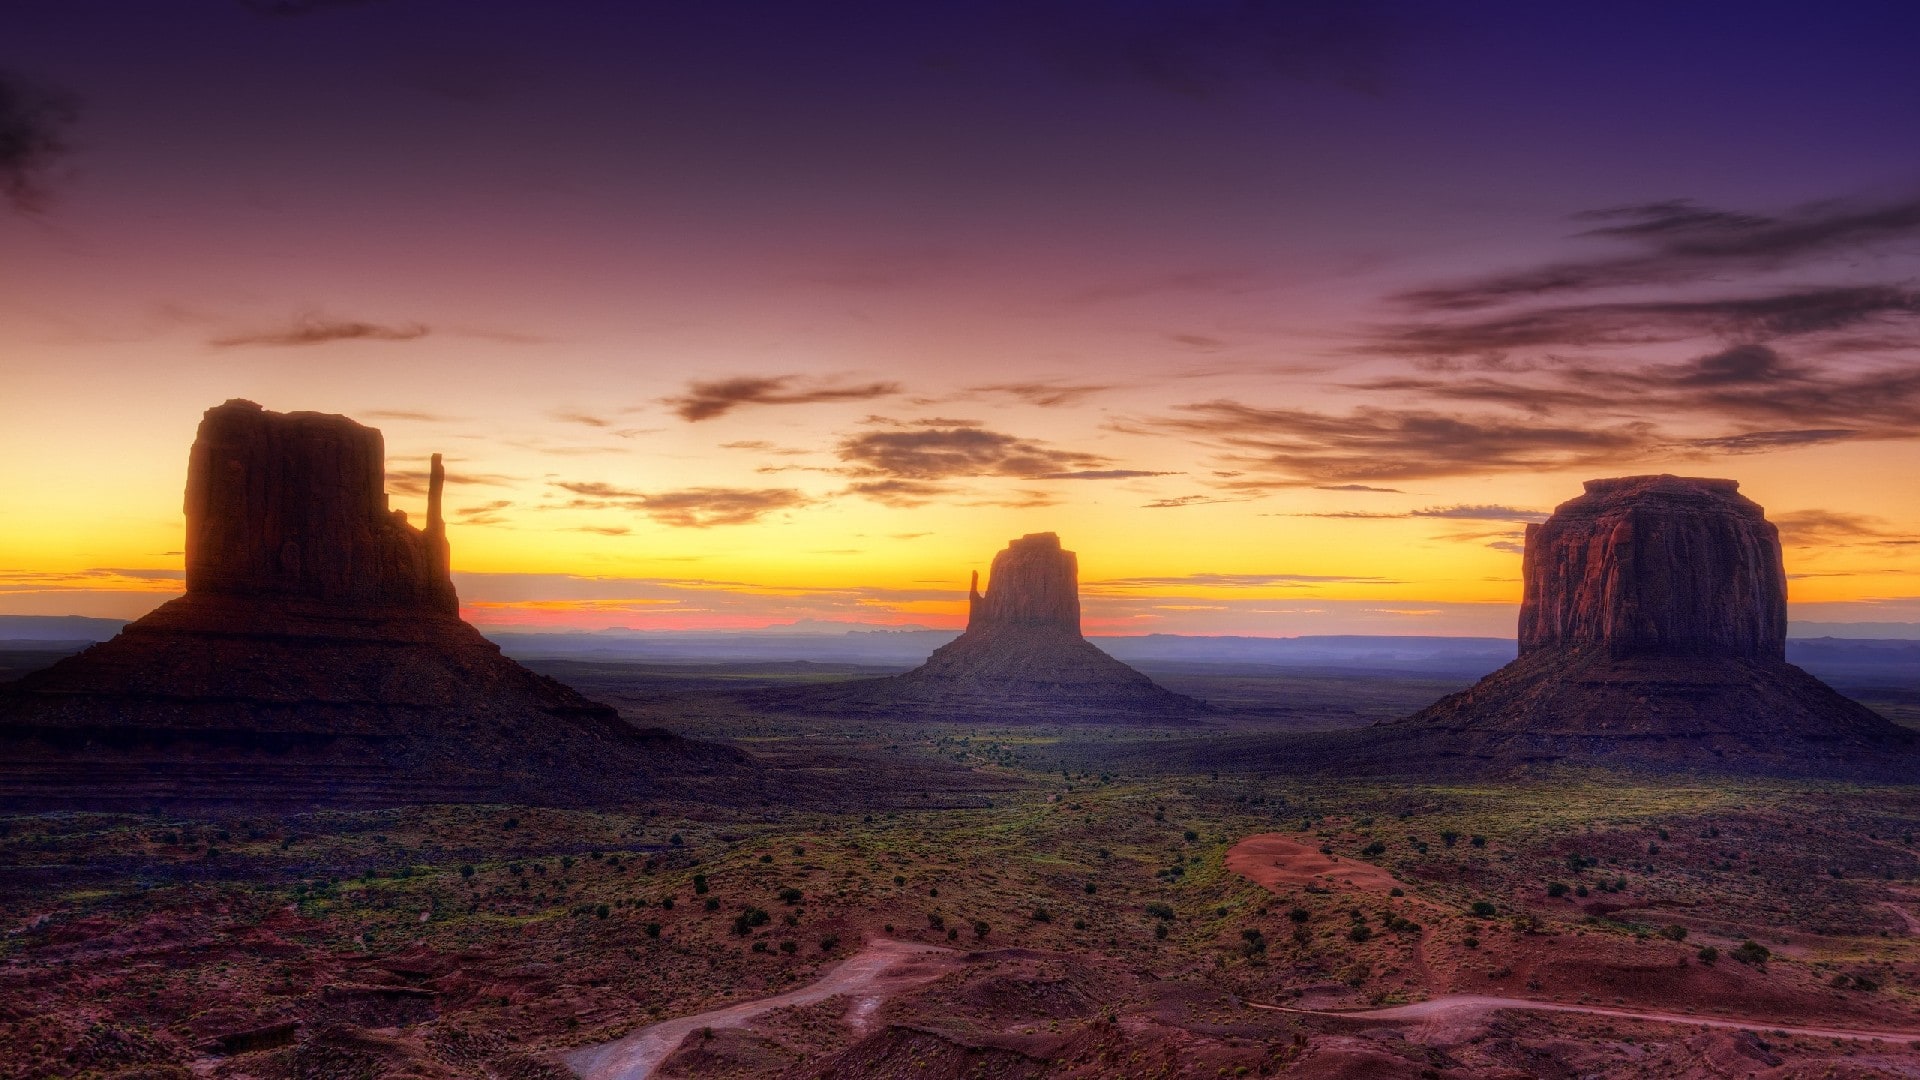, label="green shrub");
[1732,940,1770,965]
[1470,901,1496,917]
